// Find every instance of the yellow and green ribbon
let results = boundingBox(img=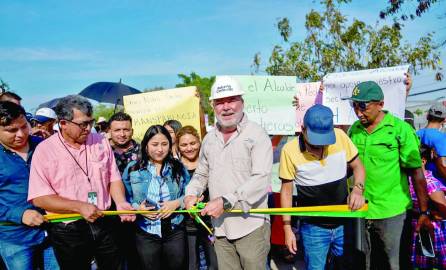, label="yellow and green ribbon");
[0,204,368,231]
